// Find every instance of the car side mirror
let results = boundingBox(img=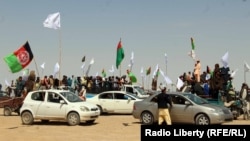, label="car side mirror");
[184,101,191,105]
[60,100,66,104]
